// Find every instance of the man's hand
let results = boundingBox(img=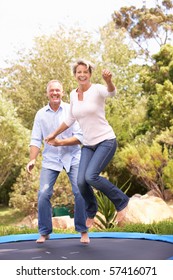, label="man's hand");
[26,159,36,174]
